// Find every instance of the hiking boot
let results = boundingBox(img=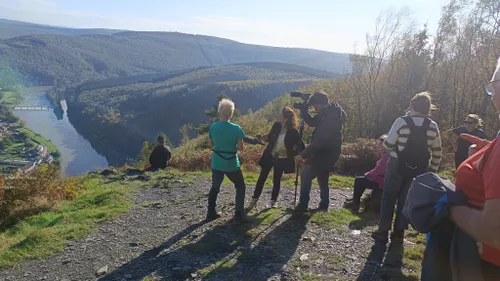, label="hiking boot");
[390,230,405,244]
[206,211,221,222]
[245,198,258,213]
[344,200,360,212]
[233,214,250,224]
[293,204,307,214]
[270,200,278,209]
[371,229,389,243]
